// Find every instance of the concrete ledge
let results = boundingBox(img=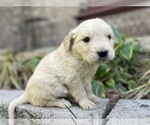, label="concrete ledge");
[107,99,150,119]
[0,90,24,119]
[106,119,150,125]
[106,99,150,125]
[16,100,109,119]
[2,90,150,125]
[1,119,108,125]
[0,90,109,120]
